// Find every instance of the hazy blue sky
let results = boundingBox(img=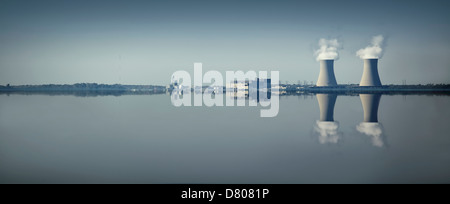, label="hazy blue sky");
[1,0,449,85]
